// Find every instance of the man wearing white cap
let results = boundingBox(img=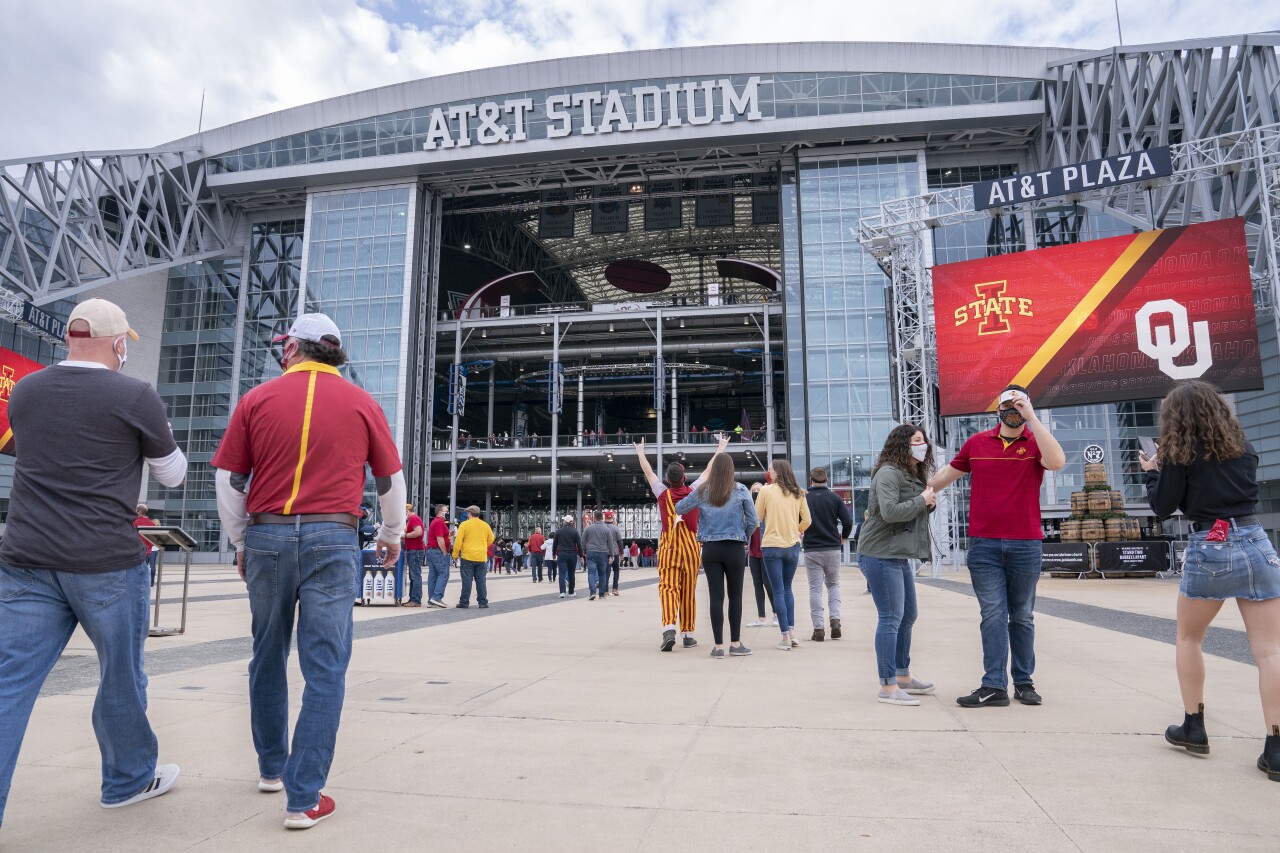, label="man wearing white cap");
[213,312,405,830]
[0,297,187,822]
[929,384,1065,709]
[551,514,583,598]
